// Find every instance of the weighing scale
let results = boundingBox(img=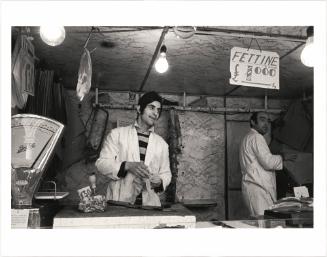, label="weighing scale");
[11,114,67,228]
